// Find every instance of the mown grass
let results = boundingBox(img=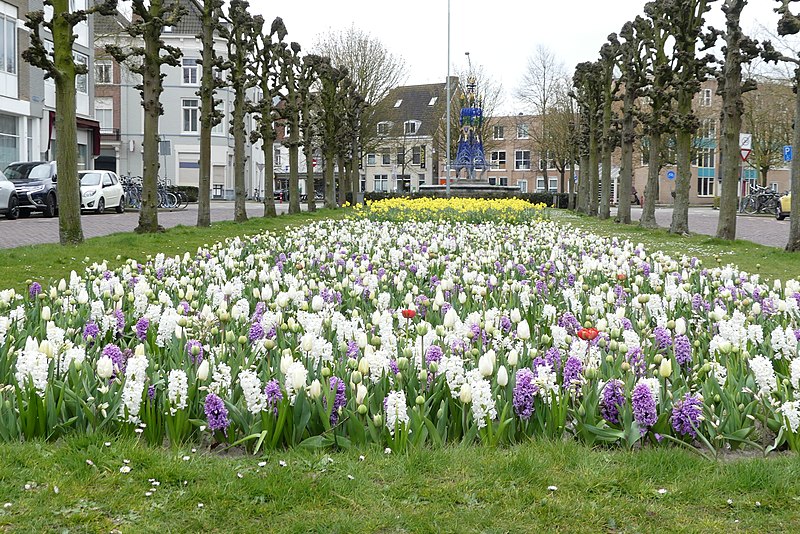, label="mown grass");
[1,435,799,533]
[555,210,800,282]
[0,209,347,293]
